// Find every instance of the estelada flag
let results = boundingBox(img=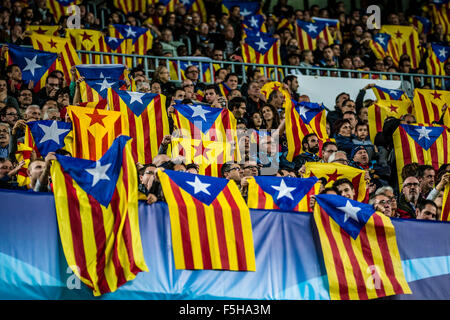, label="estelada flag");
[15,142,33,187]
[25,120,72,157]
[412,88,450,125]
[243,14,267,33]
[380,25,421,69]
[426,44,450,86]
[440,184,450,221]
[295,19,333,51]
[169,137,236,177]
[30,34,81,84]
[305,162,368,202]
[65,29,110,65]
[157,169,256,271]
[367,100,411,143]
[26,25,59,36]
[369,33,400,67]
[313,194,411,300]
[241,35,281,67]
[423,0,450,36]
[371,85,410,102]
[76,64,128,102]
[222,0,261,18]
[393,123,450,186]
[107,88,170,164]
[247,176,320,212]
[6,43,58,93]
[47,0,82,22]
[50,135,148,296]
[113,0,147,14]
[108,24,153,57]
[171,102,239,145]
[260,81,291,110]
[67,105,123,161]
[284,99,329,162]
